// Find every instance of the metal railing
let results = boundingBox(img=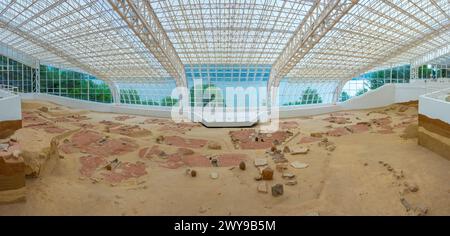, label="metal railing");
[0,84,19,95]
